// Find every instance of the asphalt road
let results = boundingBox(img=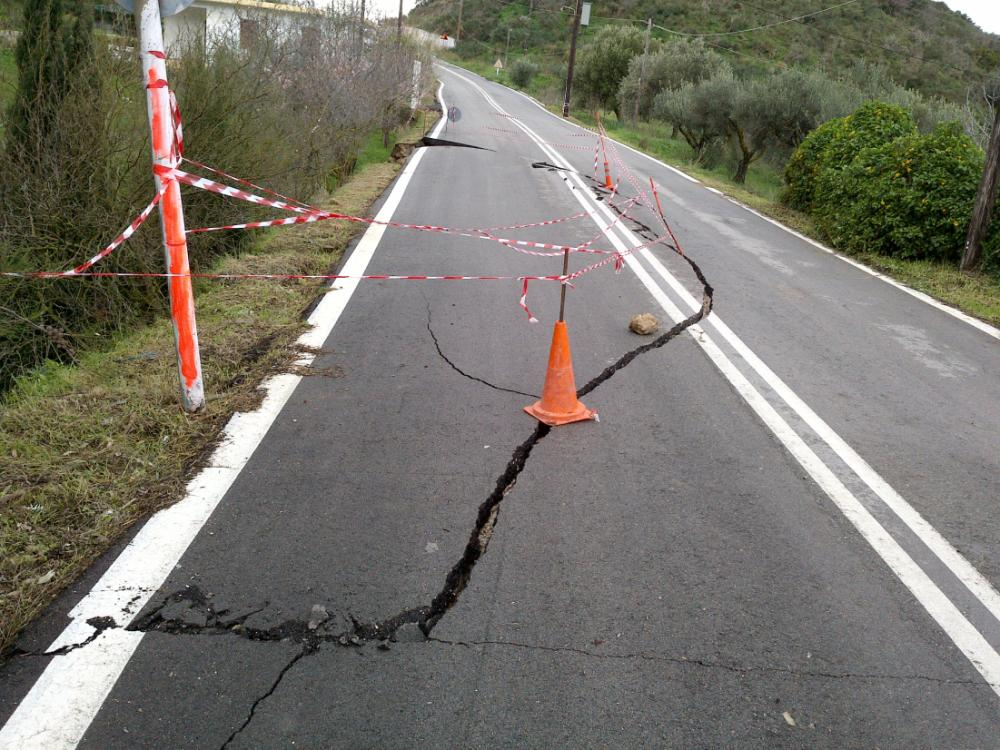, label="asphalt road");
[2,63,1000,749]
